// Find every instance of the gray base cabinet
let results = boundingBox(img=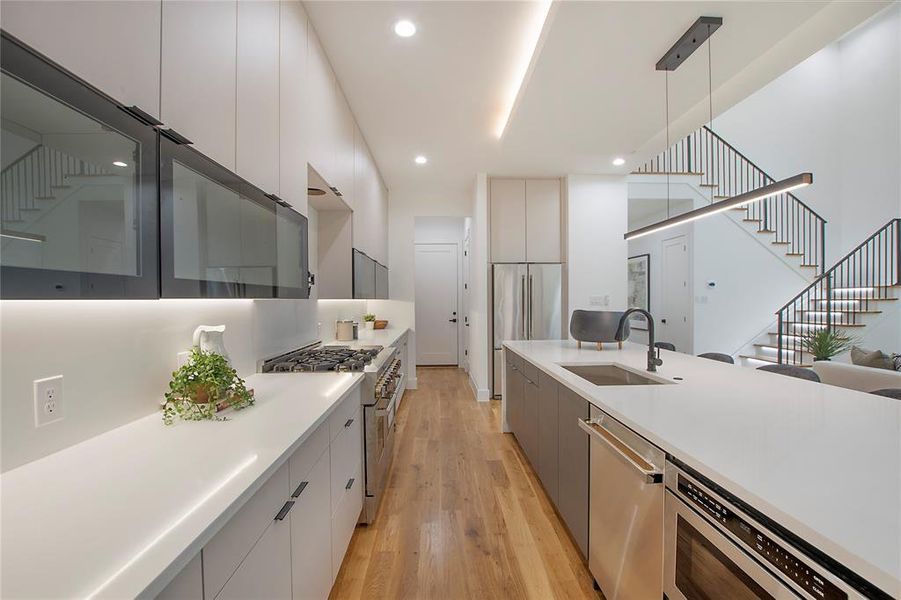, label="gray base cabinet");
[537,372,559,506]
[557,386,590,557]
[506,352,589,559]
